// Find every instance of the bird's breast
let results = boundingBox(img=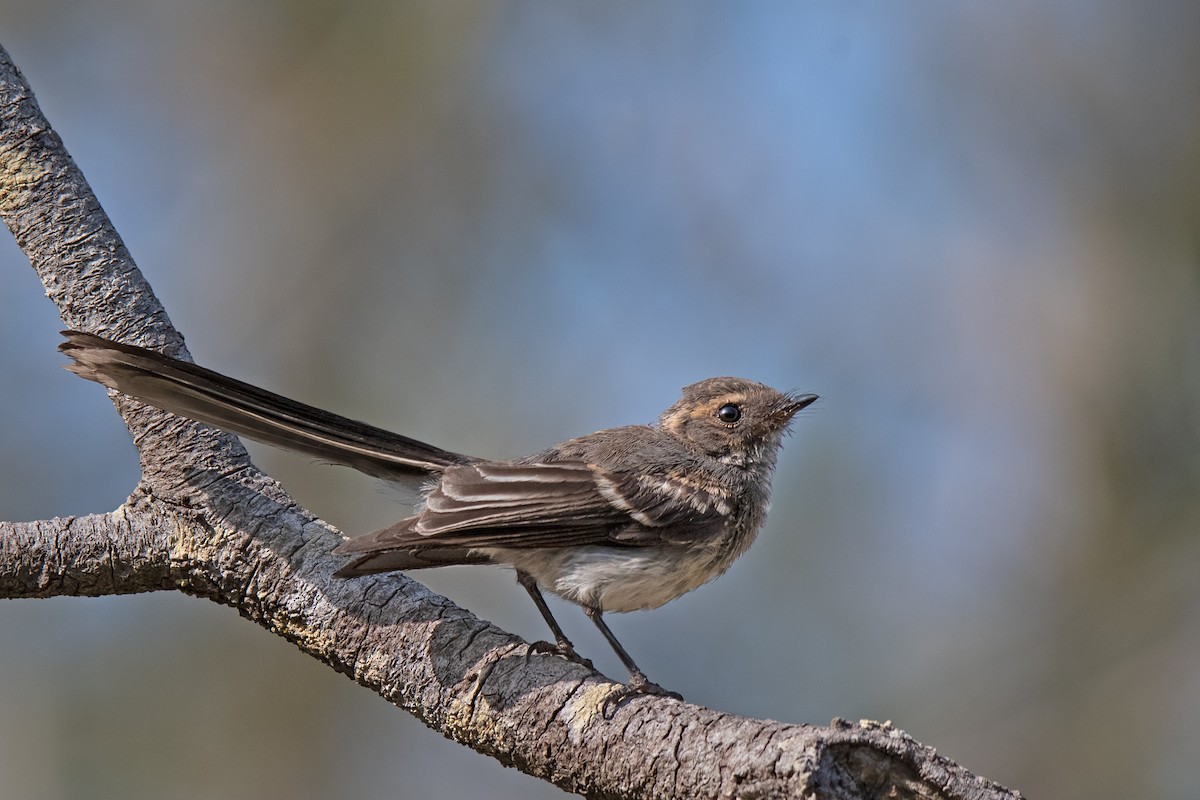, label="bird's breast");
[487,539,747,613]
